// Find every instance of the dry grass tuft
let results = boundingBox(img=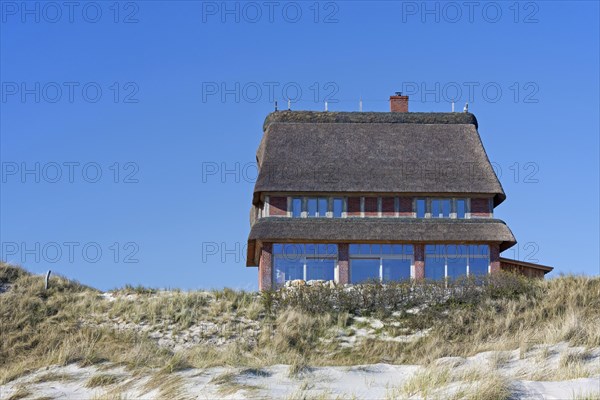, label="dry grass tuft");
[85,373,123,388]
[6,386,32,400]
[401,366,451,398]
